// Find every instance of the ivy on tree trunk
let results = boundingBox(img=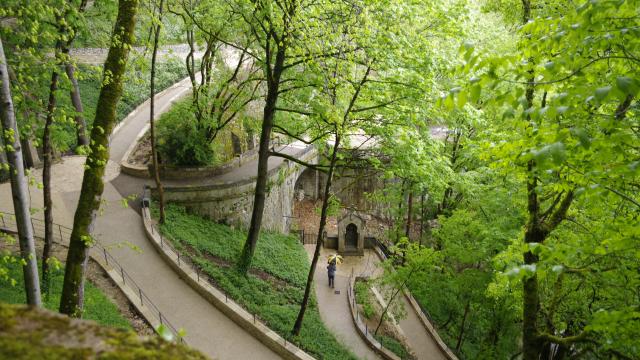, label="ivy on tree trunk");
[59,0,139,317]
